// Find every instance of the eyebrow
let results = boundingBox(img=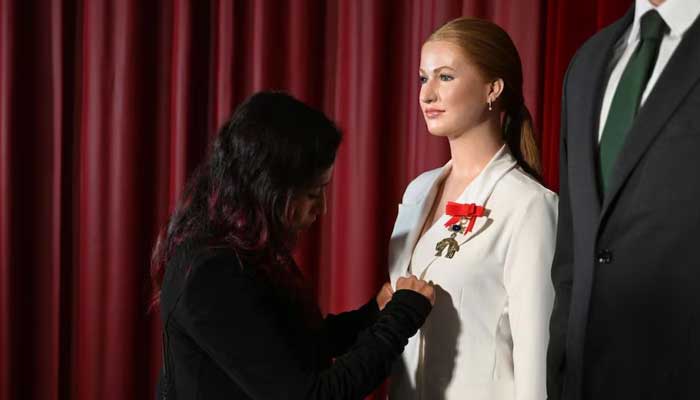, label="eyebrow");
[419,66,456,74]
